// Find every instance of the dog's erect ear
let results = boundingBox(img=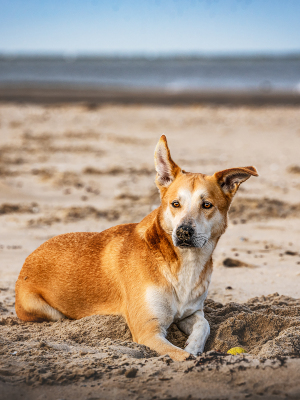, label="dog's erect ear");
[214,166,258,197]
[154,135,181,189]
